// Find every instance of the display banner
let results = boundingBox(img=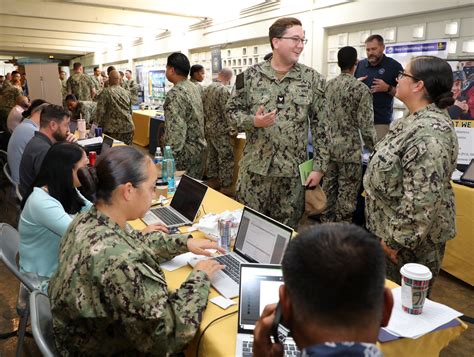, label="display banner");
[386,40,448,66]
